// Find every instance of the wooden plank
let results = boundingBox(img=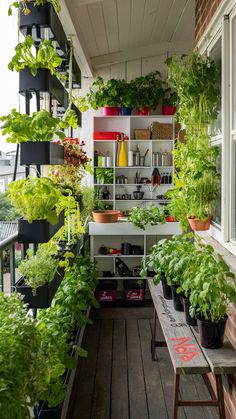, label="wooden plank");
[138,319,168,419]
[191,327,236,375]
[91,319,113,419]
[92,306,153,320]
[127,319,149,419]
[127,59,142,82]
[69,319,101,419]
[102,0,119,53]
[87,2,109,56]
[148,279,210,374]
[116,0,131,51]
[111,320,129,419]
